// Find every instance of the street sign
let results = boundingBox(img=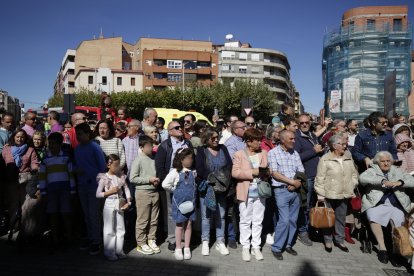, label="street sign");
[244,108,252,116]
[241,98,254,117]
